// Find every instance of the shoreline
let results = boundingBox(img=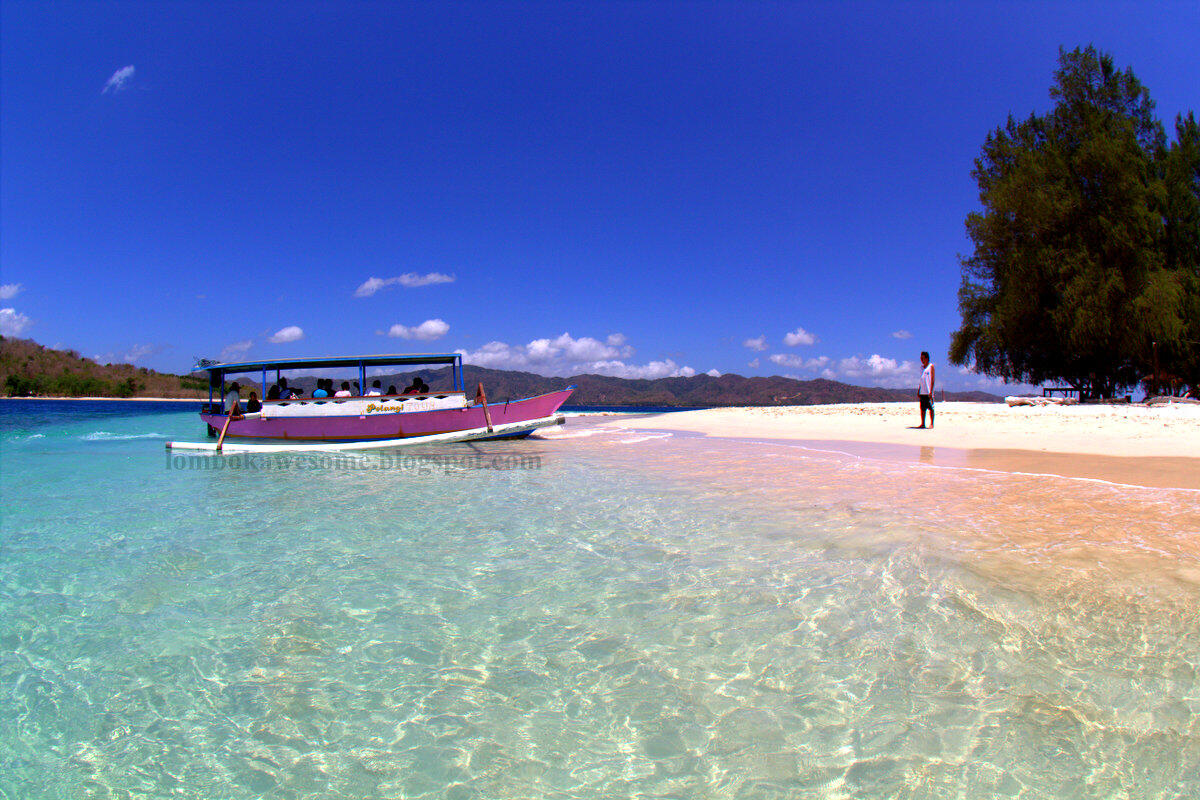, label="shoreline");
[608,401,1200,490]
[758,436,1200,490]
